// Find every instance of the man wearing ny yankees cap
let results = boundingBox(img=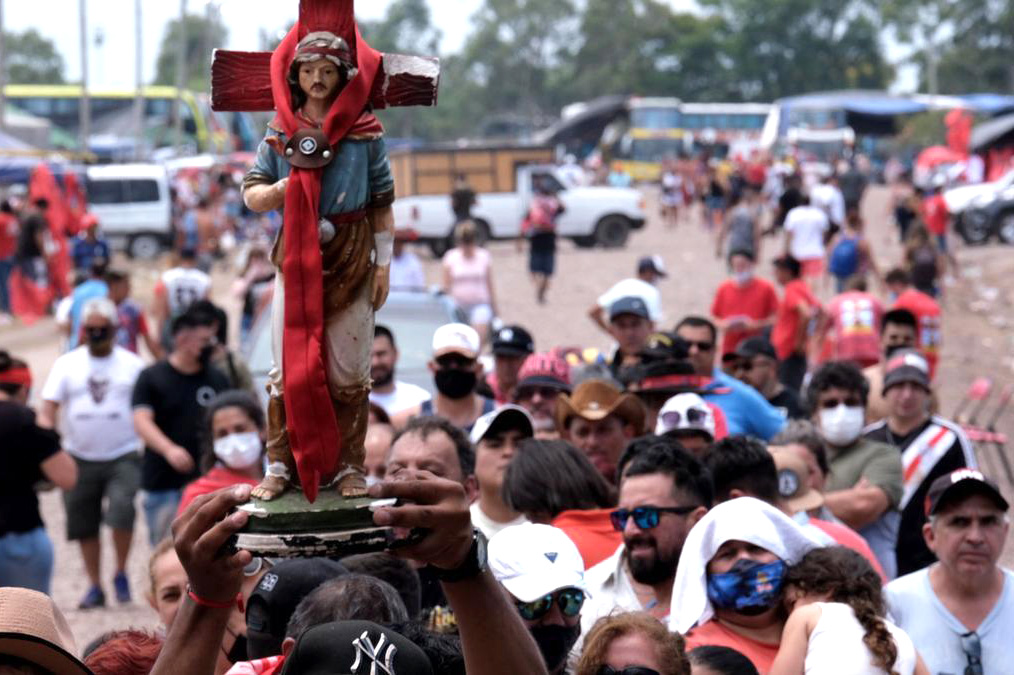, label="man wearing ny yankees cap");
[864,349,977,575]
